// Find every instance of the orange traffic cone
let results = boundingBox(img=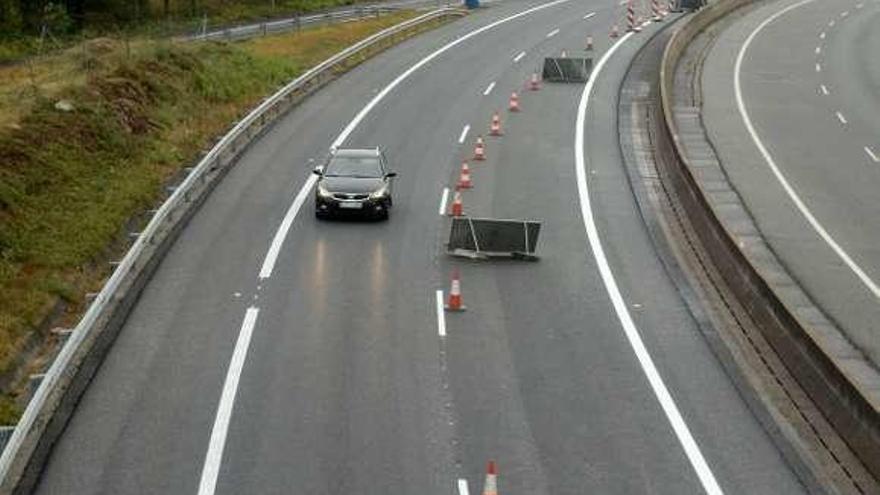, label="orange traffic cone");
[474,135,486,161]
[489,112,503,136]
[456,161,472,189]
[585,35,593,50]
[445,270,466,311]
[448,190,464,216]
[508,92,520,112]
[528,72,541,91]
[482,461,498,495]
